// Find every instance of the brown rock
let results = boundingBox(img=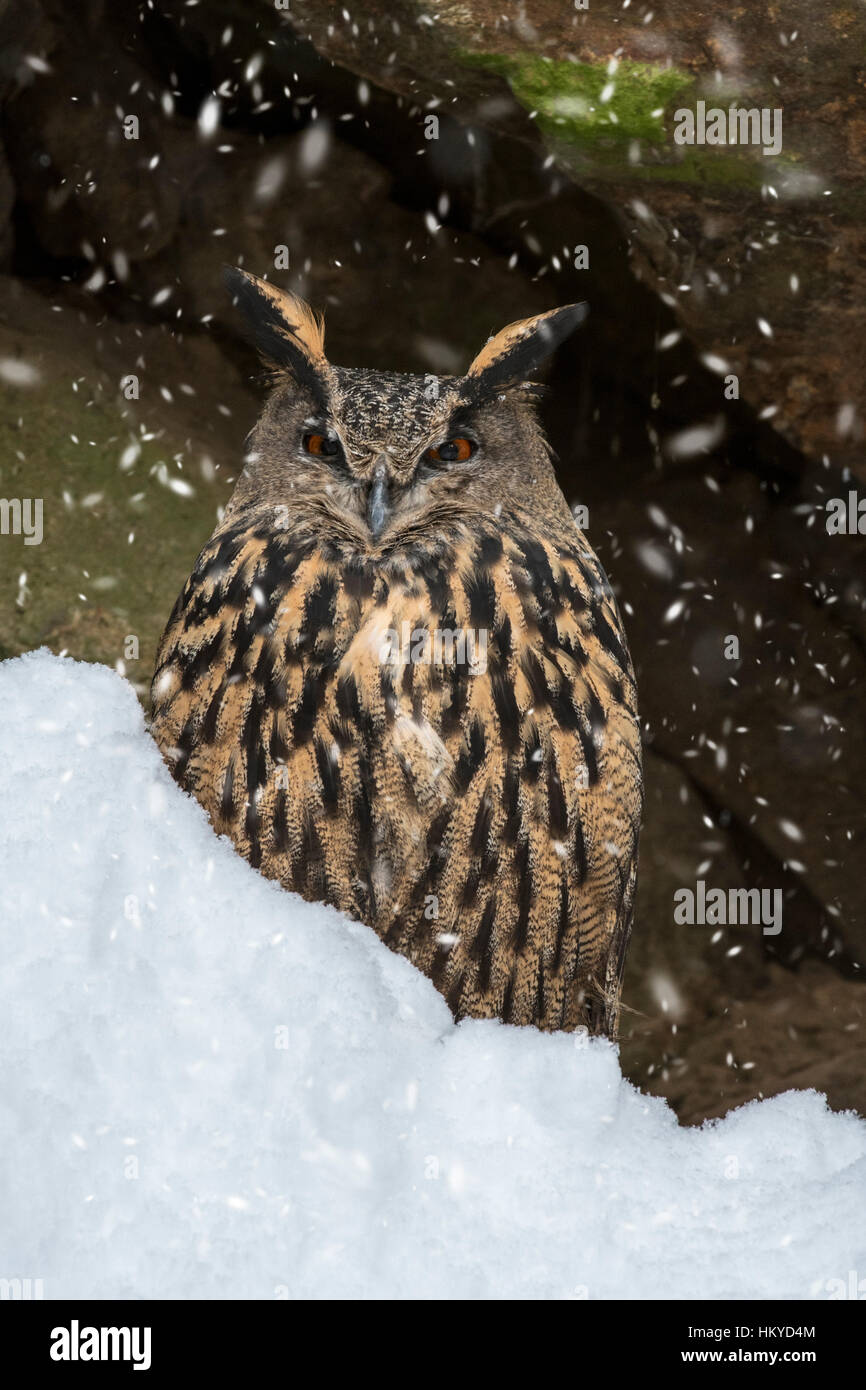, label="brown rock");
[3,22,181,262]
[282,0,866,475]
